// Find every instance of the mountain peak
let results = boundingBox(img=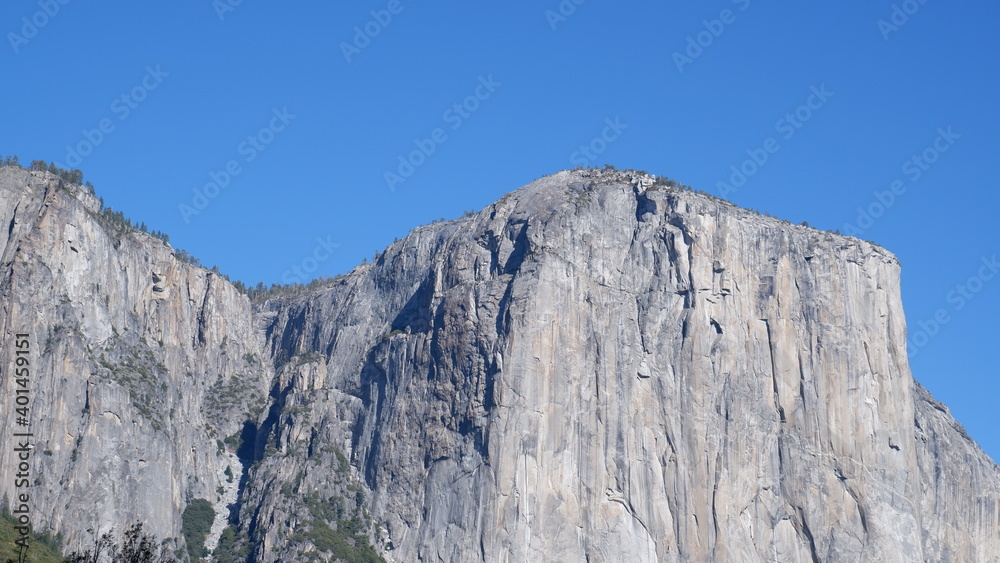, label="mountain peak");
[0,164,995,561]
